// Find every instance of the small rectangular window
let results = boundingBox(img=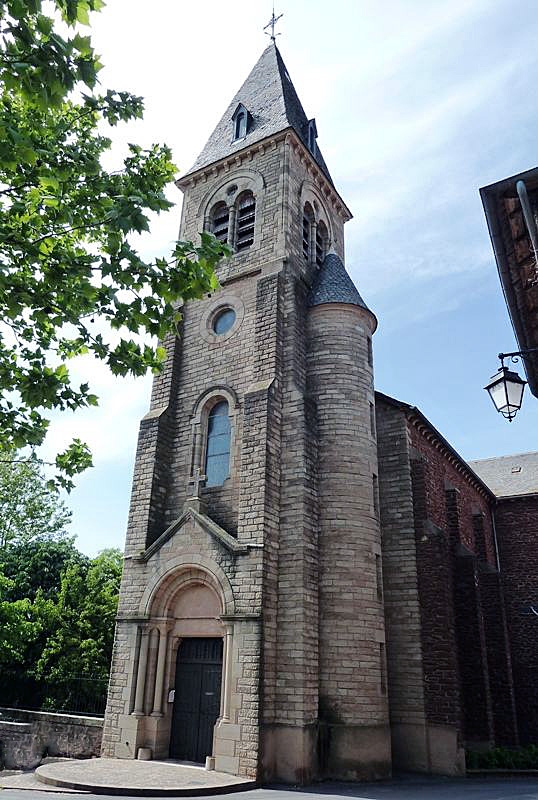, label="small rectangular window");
[376,553,383,601]
[367,337,373,367]
[373,473,379,517]
[380,643,387,695]
[370,402,376,437]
